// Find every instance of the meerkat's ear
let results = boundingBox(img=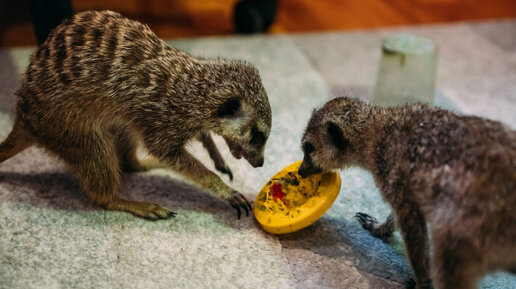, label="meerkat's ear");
[327,122,350,151]
[218,98,240,118]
